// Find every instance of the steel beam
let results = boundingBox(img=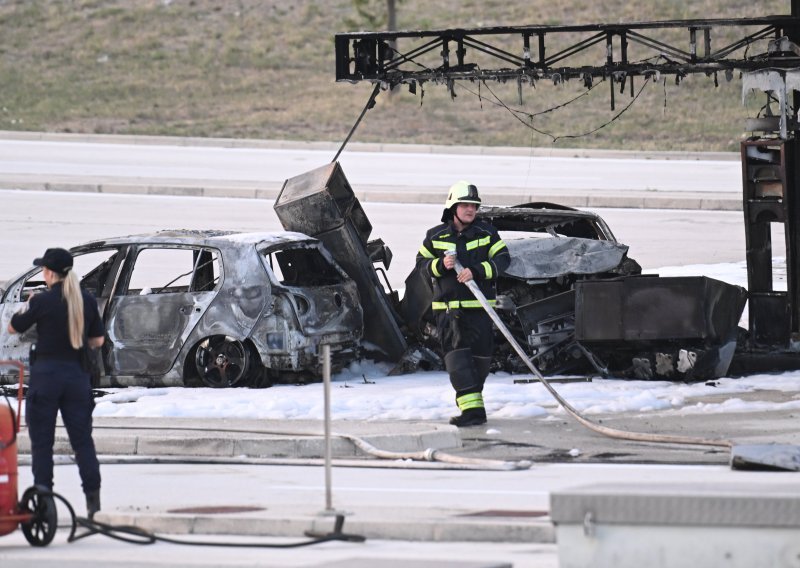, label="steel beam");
[335,17,800,87]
